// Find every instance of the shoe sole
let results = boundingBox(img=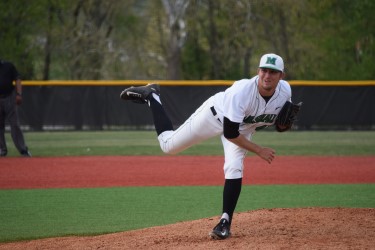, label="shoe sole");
[120,84,160,103]
[120,89,142,99]
[124,91,142,99]
[209,231,231,240]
